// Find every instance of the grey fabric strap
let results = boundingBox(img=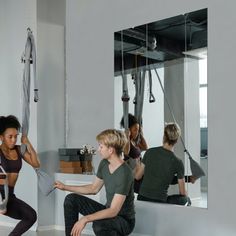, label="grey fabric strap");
[20,29,55,196]
[35,168,55,196]
[121,30,130,131]
[21,28,38,136]
[153,66,205,178]
[134,69,146,125]
[121,72,130,130]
